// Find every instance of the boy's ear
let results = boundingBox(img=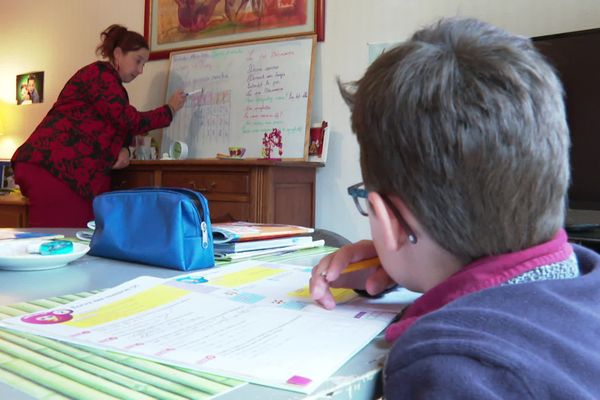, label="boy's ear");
[368,192,404,251]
